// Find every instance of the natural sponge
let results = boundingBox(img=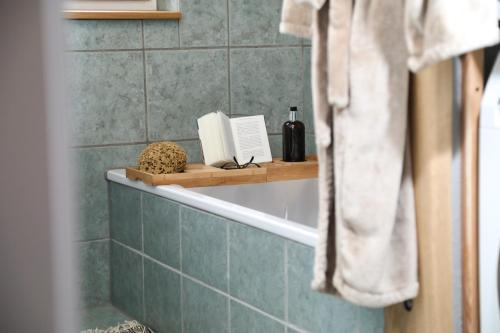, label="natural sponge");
[138,141,187,174]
